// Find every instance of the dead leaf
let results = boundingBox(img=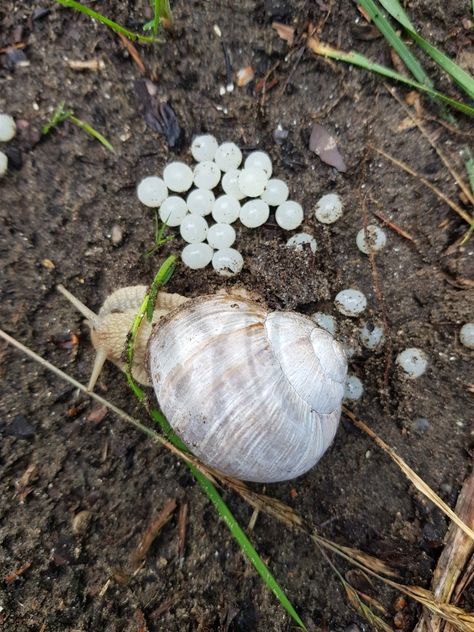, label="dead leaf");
[134,80,184,150]
[309,123,347,172]
[272,22,295,47]
[87,405,108,423]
